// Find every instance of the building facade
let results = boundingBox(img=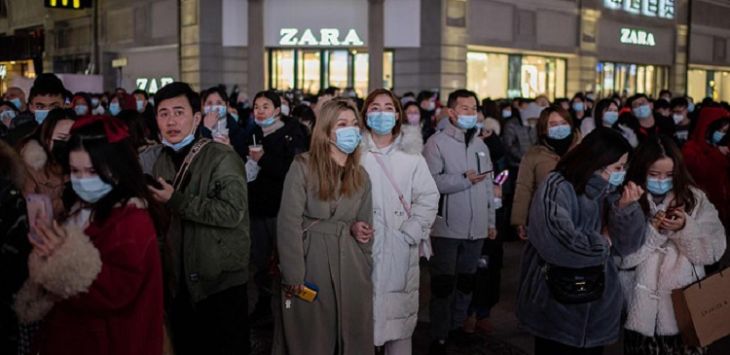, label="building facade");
[1,0,730,101]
